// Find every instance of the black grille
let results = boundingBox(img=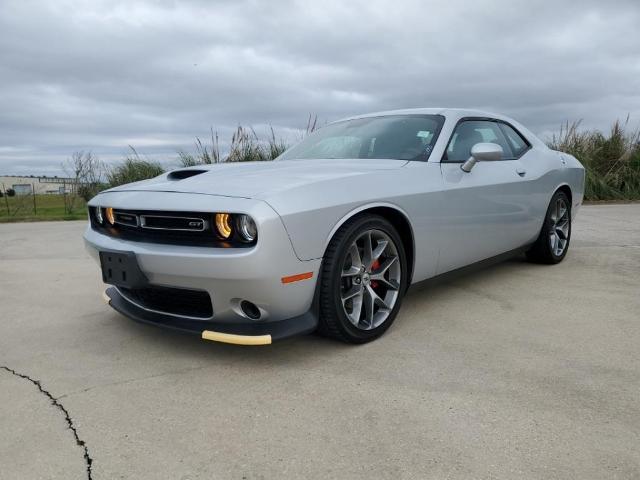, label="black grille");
[141,215,205,231]
[119,285,213,319]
